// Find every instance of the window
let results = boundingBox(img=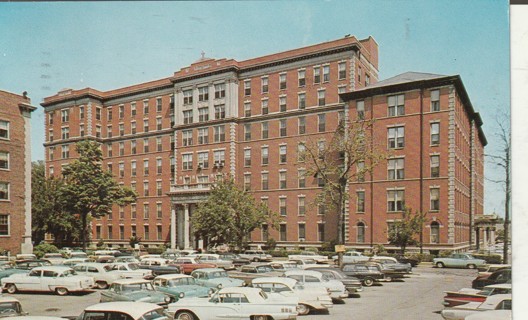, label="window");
[261,99,269,115]
[297,69,306,87]
[157,225,163,240]
[279,171,287,189]
[143,119,150,133]
[431,122,440,145]
[298,197,306,216]
[156,98,162,112]
[107,107,113,121]
[214,125,225,142]
[357,161,365,182]
[261,224,269,242]
[143,138,149,153]
[314,67,321,84]
[183,110,193,124]
[131,122,137,134]
[244,102,251,117]
[156,137,162,152]
[298,169,306,188]
[156,181,162,196]
[107,144,113,157]
[244,149,251,166]
[244,174,251,191]
[261,147,269,165]
[388,94,405,116]
[430,221,440,243]
[279,145,287,163]
[244,124,251,141]
[131,103,136,116]
[357,222,365,243]
[142,181,149,196]
[261,77,269,93]
[338,85,346,102]
[119,105,124,119]
[431,90,440,111]
[261,173,269,190]
[0,182,8,200]
[388,158,405,180]
[279,119,287,137]
[430,155,440,177]
[279,96,287,112]
[318,114,326,132]
[48,130,53,142]
[244,80,251,96]
[61,127,70,139]
[388,126,405,149]
[131,140,137,154]
[118,162,124,178]
[298,93,306,110]
[279,73,287,90]
[170,156,175,175]
[156,117,162,130]
[197,152,209,169]
[317,140,326,158]
[214,83,225,99]
[198,107,209,122]
[318,90,326,106]
[323,65,330,82]
[365,74,370,86]
[297,116,306,135]
[198,128,209,144]
[119,142,124,156]
[318,223,325,242]
[107,125,113,138]
[143,203,150,219]
[131,161,137,177]
[182,154,193,170]
[214,105,225,119]
[213,150,225,167]
[0,214,9,235]
[357,100,365,120]
[182,130,193,146]
[338,62,346,80]
[143,159,149,175]
[279,198,287,216]
[131,204,136,219]
[183,90,193,105]
[430,188,440,211]
[119,206,124,219]
[79,106,85,119]
[298,223,306,240]
[318,204,326,215]
[119,124,124,136]
[261,122,269,139]
[79,125,85,137]
[48,112,54,125]
[357,191,365,212]
[61,109,69,122]
[280,224,287,241]
[387,189,405,211]
[94,107,101,121]
[61,145,70,159]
